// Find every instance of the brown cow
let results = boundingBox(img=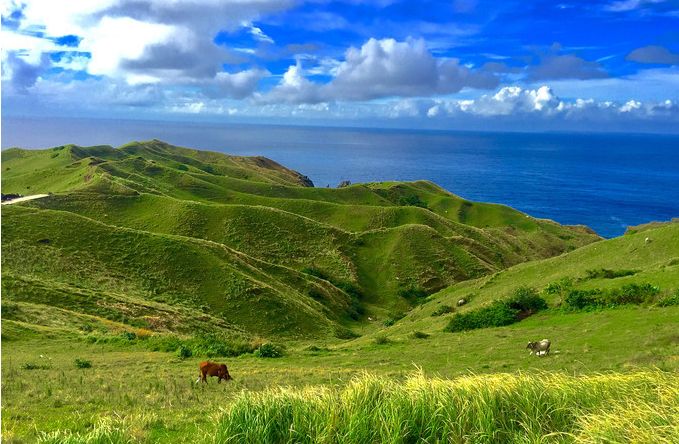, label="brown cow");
[197,361,232,383]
